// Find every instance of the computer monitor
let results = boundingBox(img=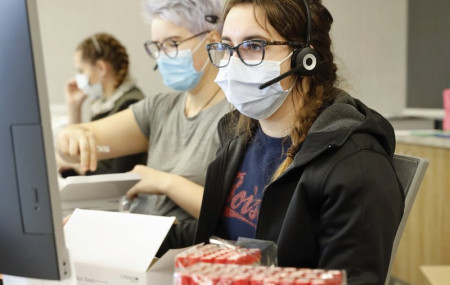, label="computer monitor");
[0,0,70,280]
